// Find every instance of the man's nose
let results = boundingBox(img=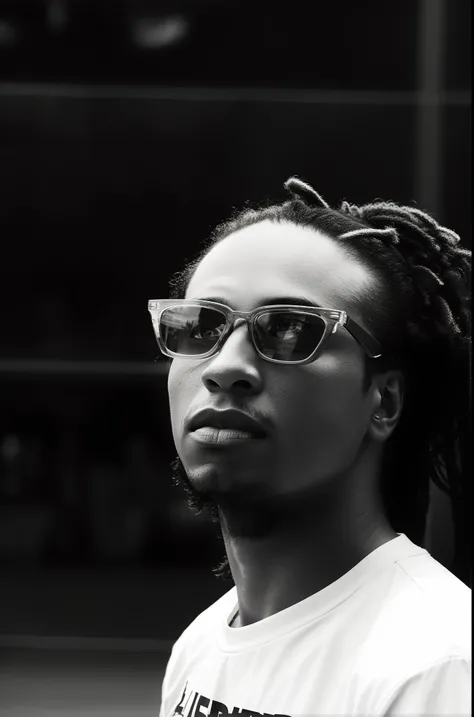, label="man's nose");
[200,320,263,394]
